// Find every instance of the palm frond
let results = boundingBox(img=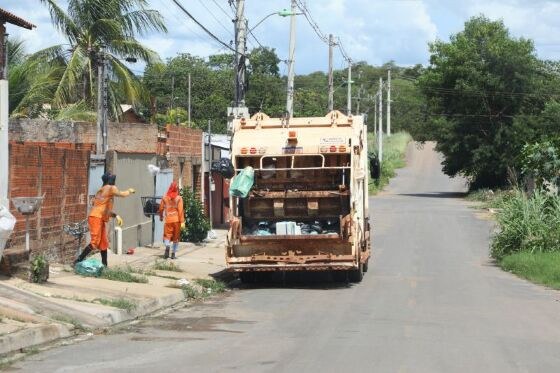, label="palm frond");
[120,9,167,36]
[39,0,80,44]
[53,46,88,107]
[106,39,160,64]
[55,101,97,121]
